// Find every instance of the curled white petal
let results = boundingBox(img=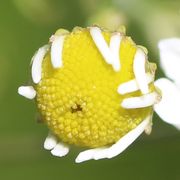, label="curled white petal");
[51,142,69,157]
[18,86,36,99]
[121,92,160,109]
[51,36,65,68]
[106,116,150,158]
[133,48,149,94]
[158,38,180,87]
[90,27,112,64]
[118,73,154,95]
[44,132,70,157]
[75,149,102,163]
[144,116,153,135]
[31,45,50,84]
[75,116,150,163]
[44,132,58,150]
[90,27,121,71]
[110,33,122,71]
[154,78,180,129]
